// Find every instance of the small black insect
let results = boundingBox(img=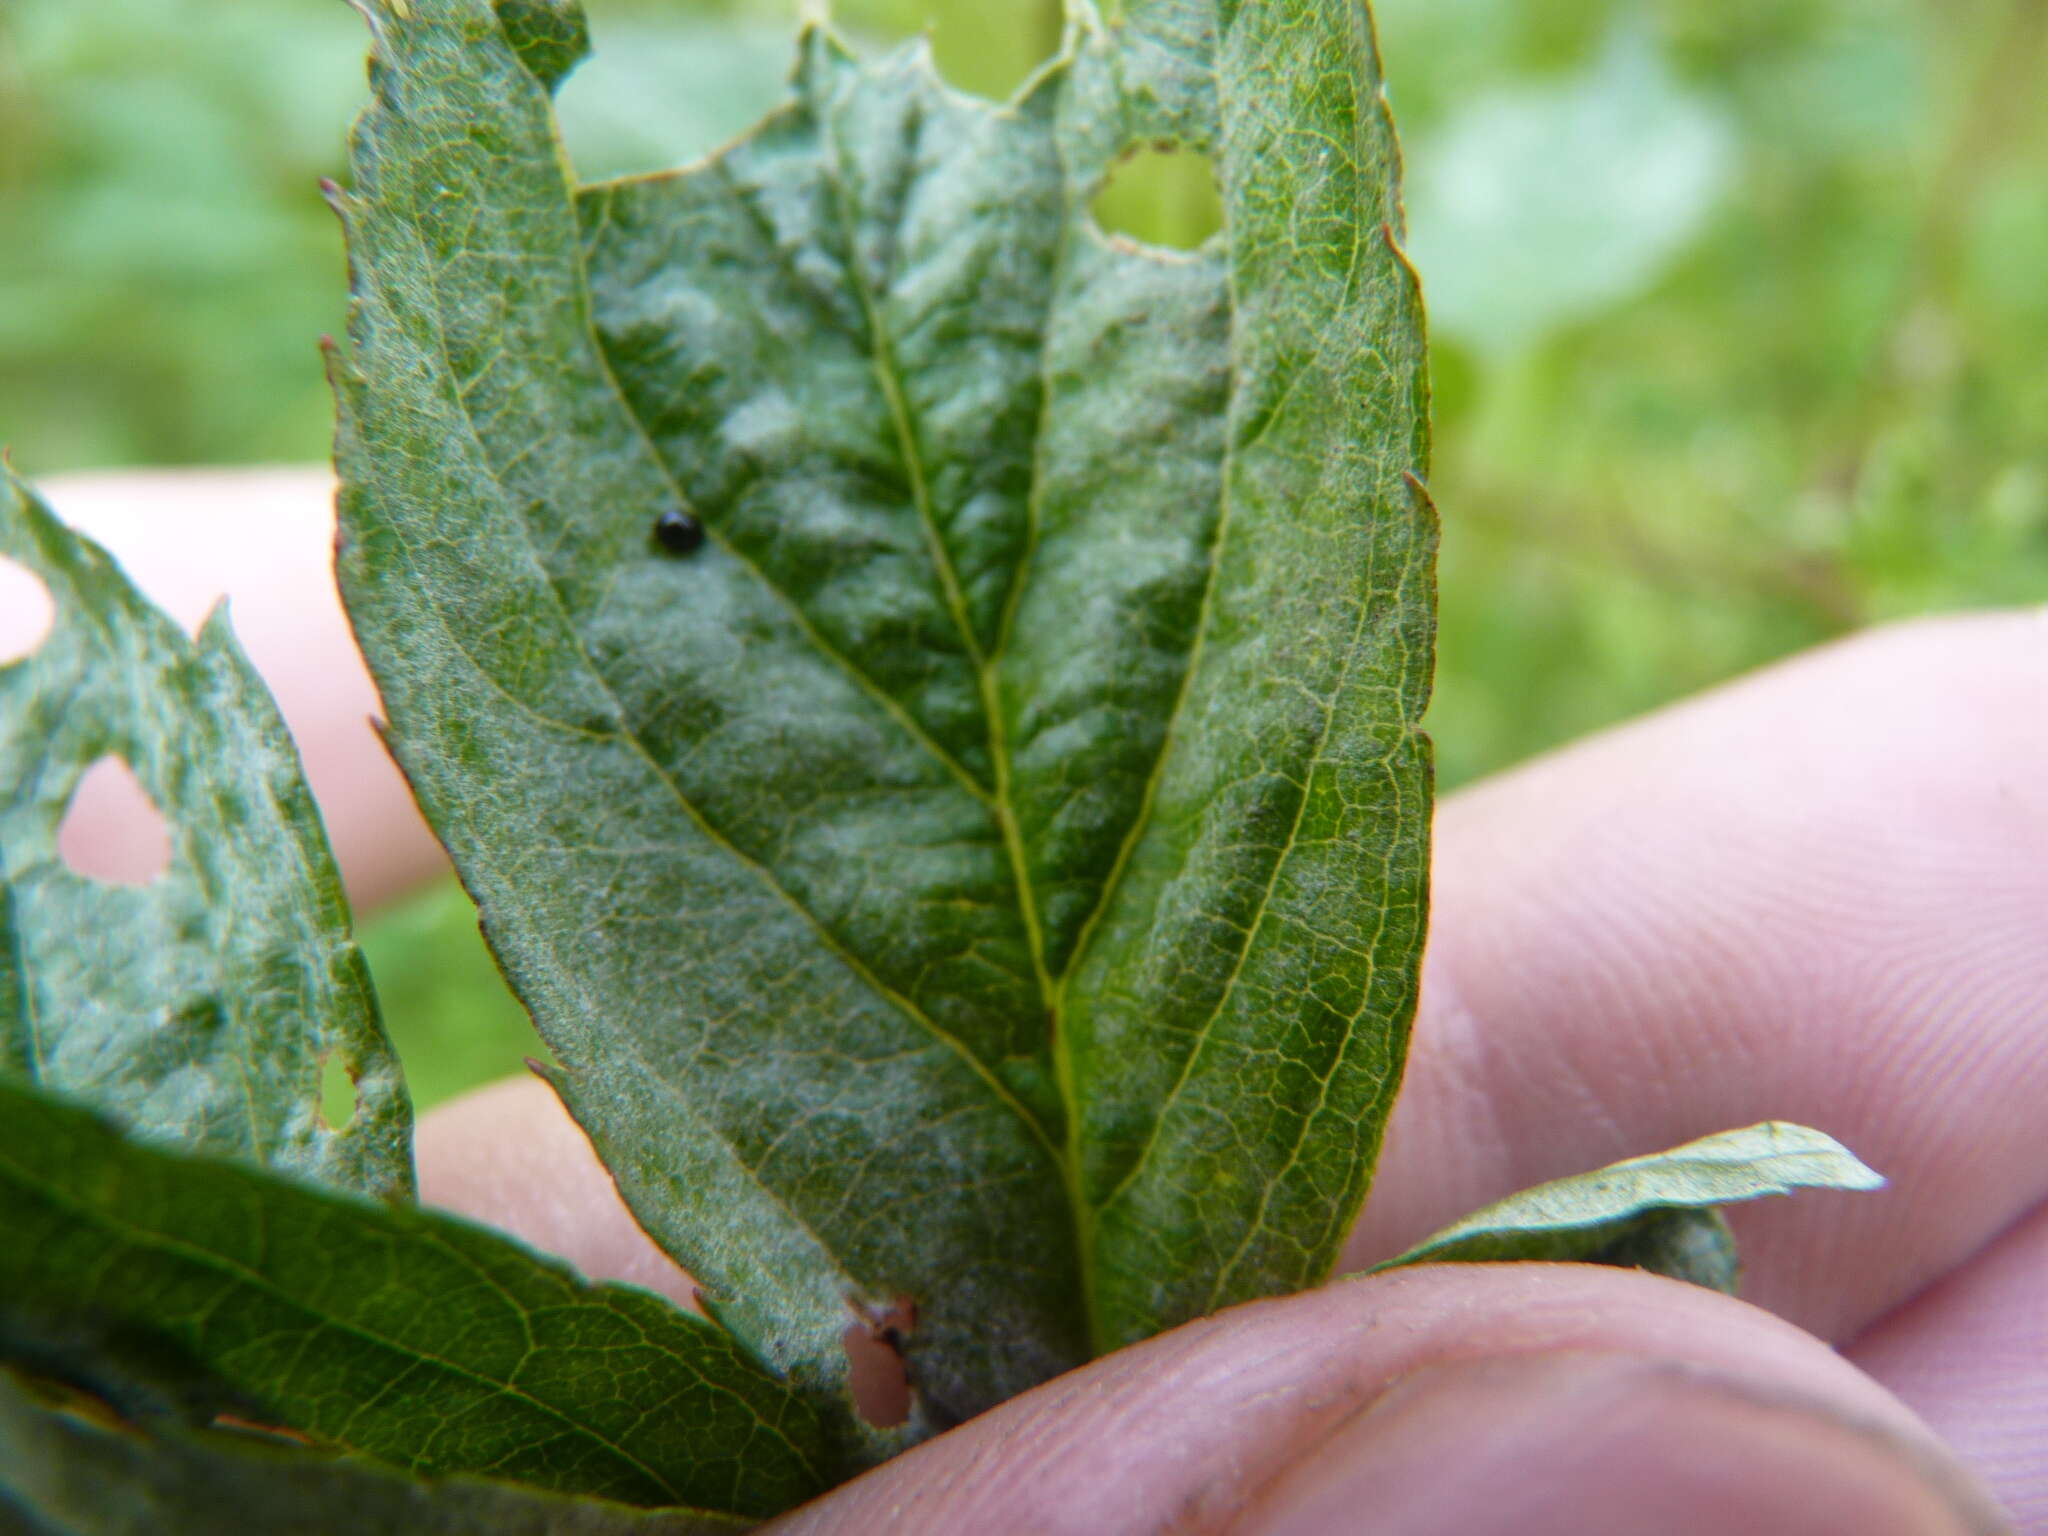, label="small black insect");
[653,507,706,556]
